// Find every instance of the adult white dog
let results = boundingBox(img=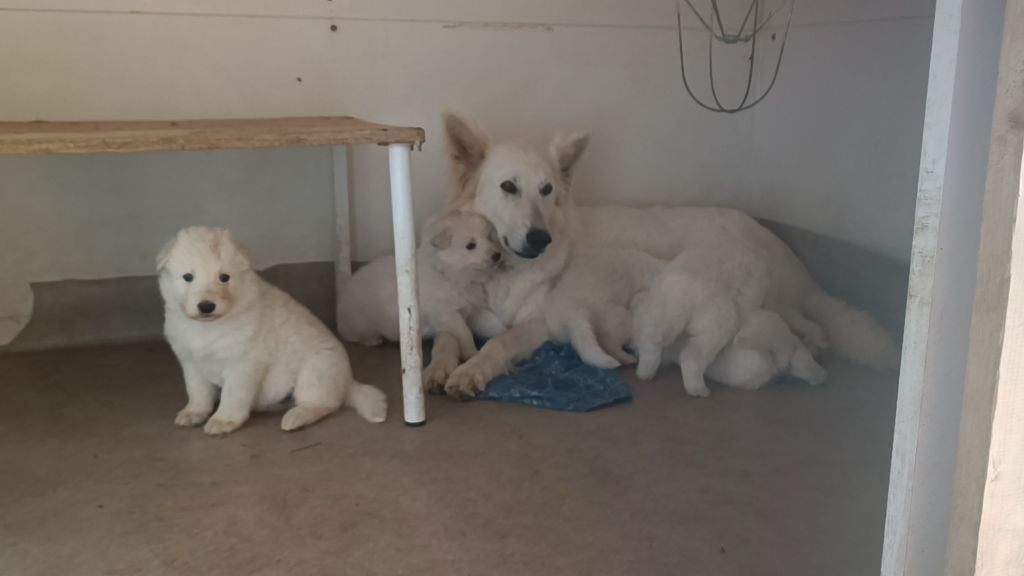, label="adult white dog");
[439,113,899,398]
[158,226,387,435]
